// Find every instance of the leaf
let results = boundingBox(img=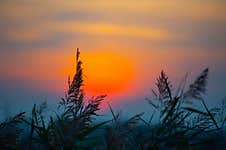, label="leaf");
[78,121,109,140]
[163,97,179,124]
[146,98,159,109]
[201,99,220,129]
[108,104,118,122]
[182,107,209,116]
[221,116,226,128]
[125,112,144,128]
